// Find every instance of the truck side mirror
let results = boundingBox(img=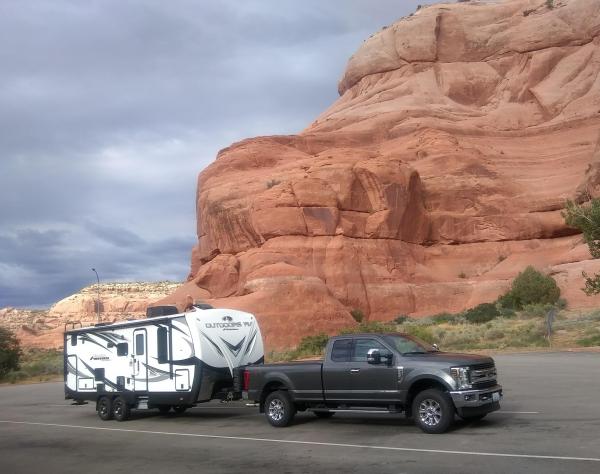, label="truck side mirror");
[367,348,381,364]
